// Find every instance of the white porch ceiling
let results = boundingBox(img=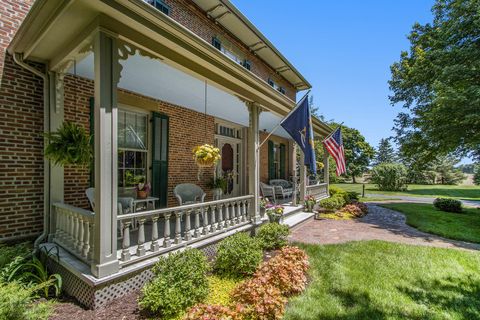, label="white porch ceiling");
[71,52,291,139]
